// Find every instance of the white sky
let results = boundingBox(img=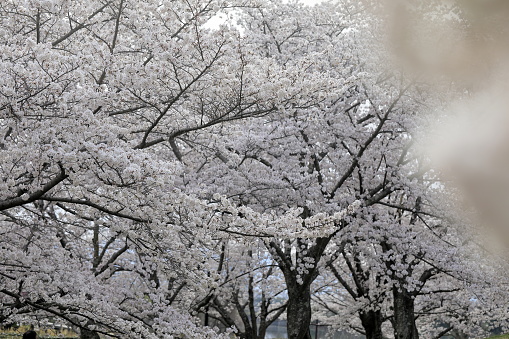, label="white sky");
[204,0,325,29]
